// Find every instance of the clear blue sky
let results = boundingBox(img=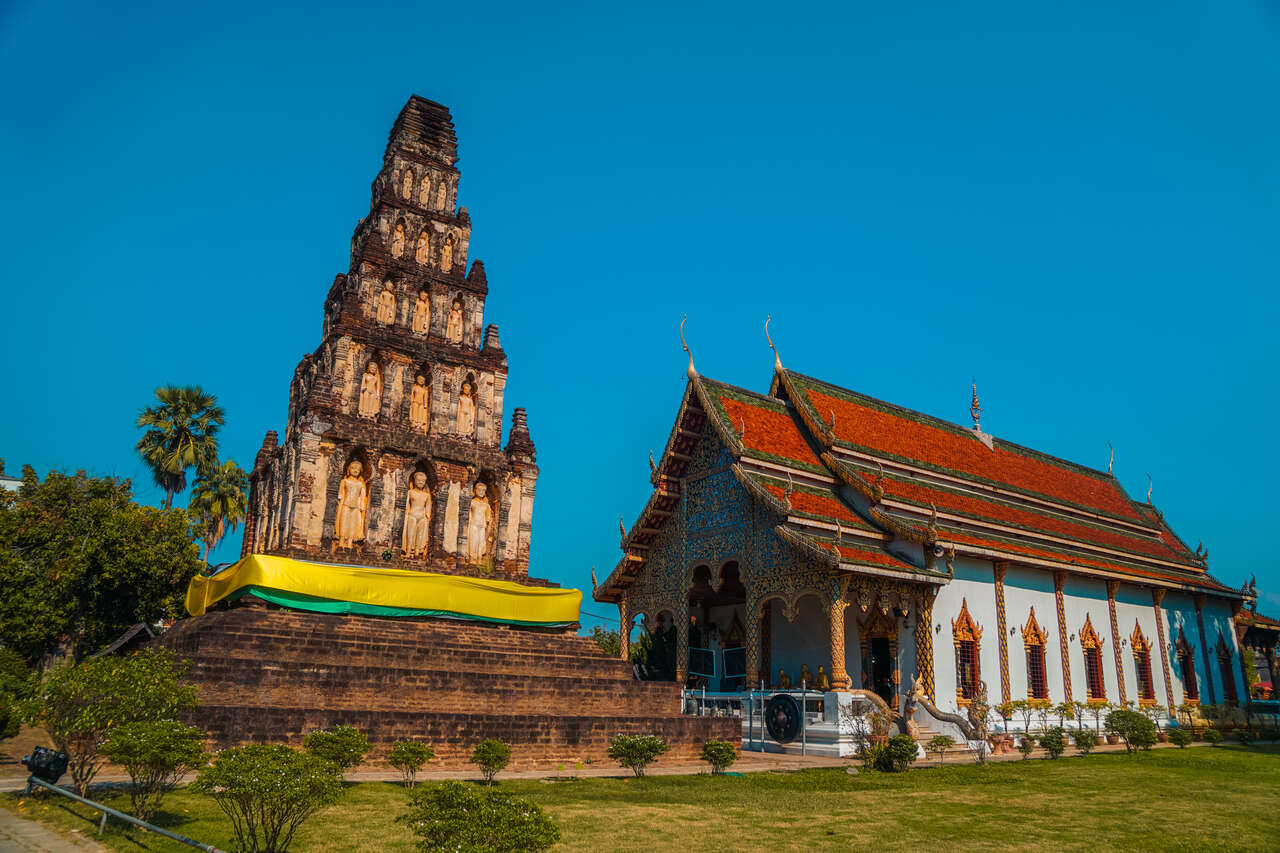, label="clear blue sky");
[2,1,1277,628]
